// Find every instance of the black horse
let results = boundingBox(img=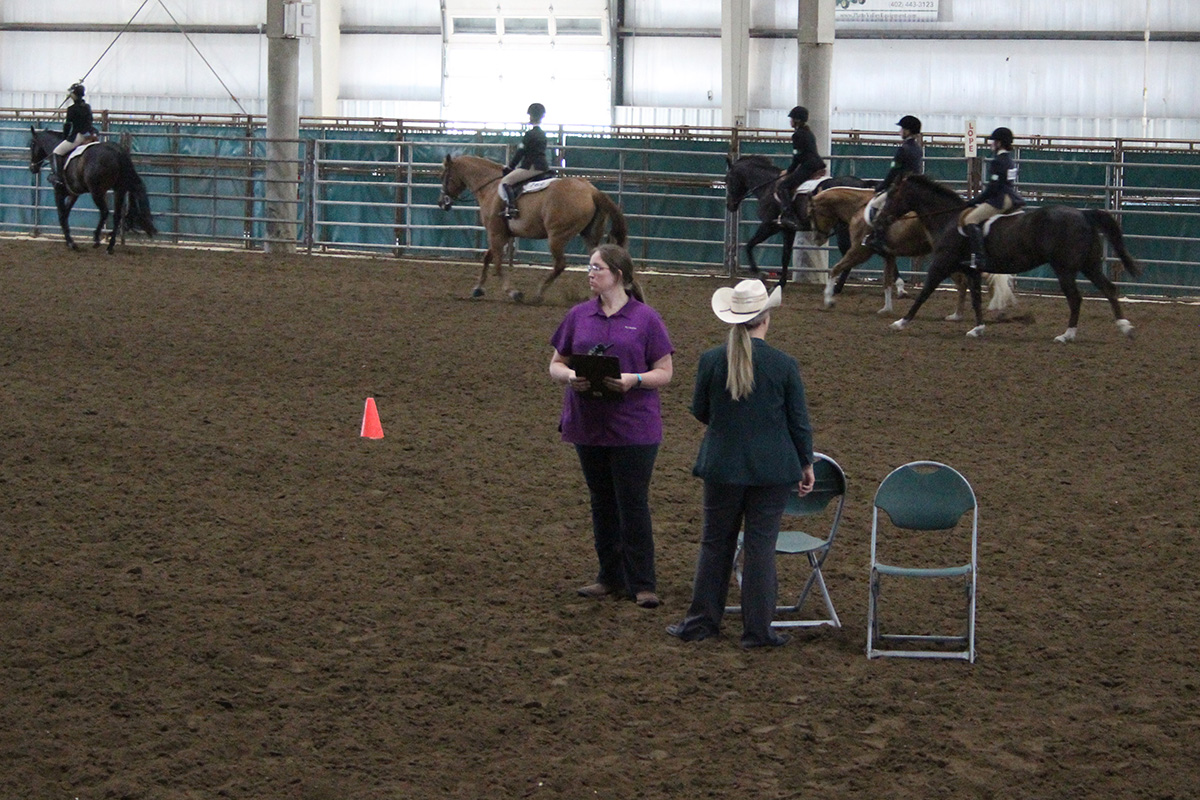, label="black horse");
[877,173,1141,342]
[29,128,157,254]
[724,155,874,283]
